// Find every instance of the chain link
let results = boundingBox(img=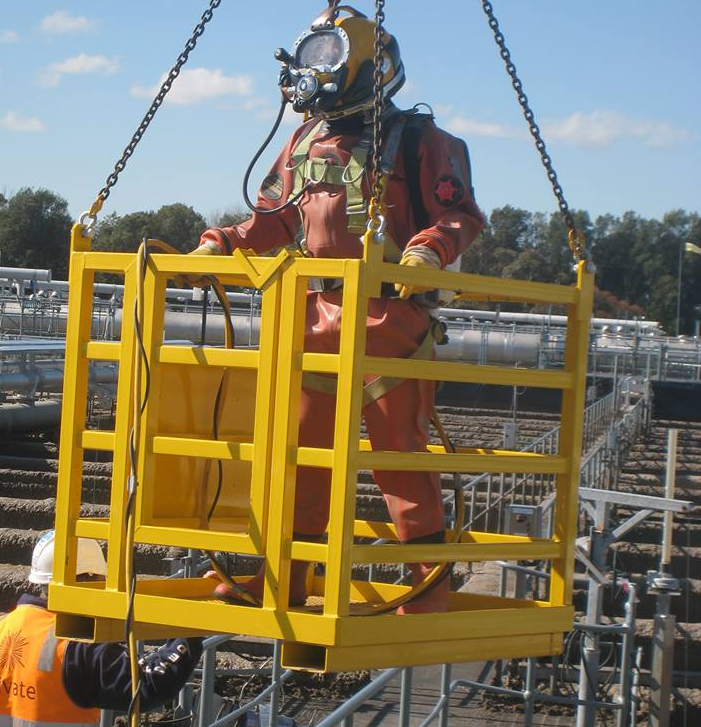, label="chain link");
[369,0,387,212]
[88,0,222,219]
[480,0,585,262]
